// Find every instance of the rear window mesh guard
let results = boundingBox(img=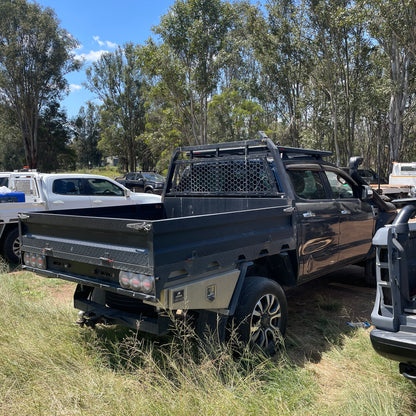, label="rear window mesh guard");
[167,156,281,197]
